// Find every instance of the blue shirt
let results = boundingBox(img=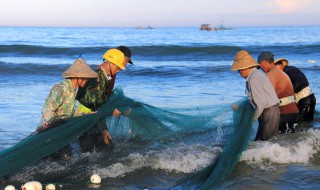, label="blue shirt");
[246,68,279,119]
